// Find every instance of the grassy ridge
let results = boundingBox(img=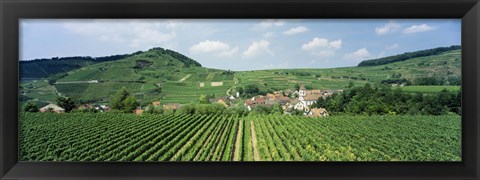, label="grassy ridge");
[399,86,461,94]
[20,48,461,105]
[235,49,460,91]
